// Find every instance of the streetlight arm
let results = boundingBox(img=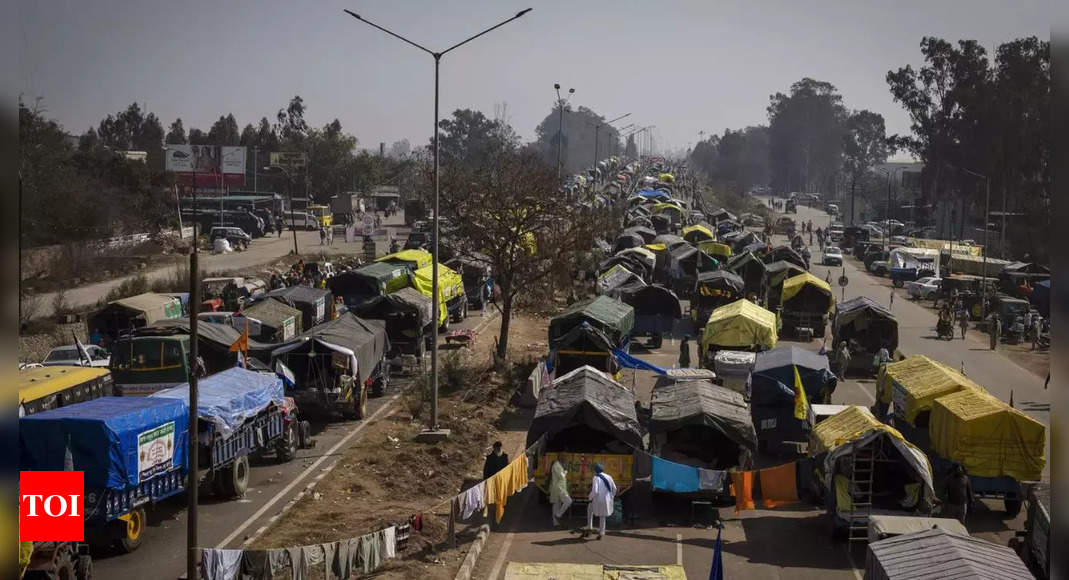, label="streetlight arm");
[606,112,631,125]
[344,9,435,55]
[441,8,533,56]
